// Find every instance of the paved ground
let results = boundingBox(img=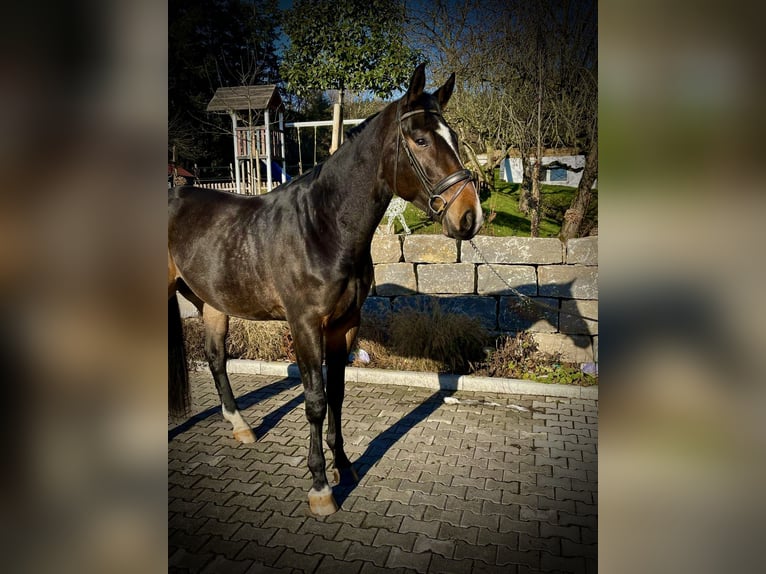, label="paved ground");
[169,371,597,573]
